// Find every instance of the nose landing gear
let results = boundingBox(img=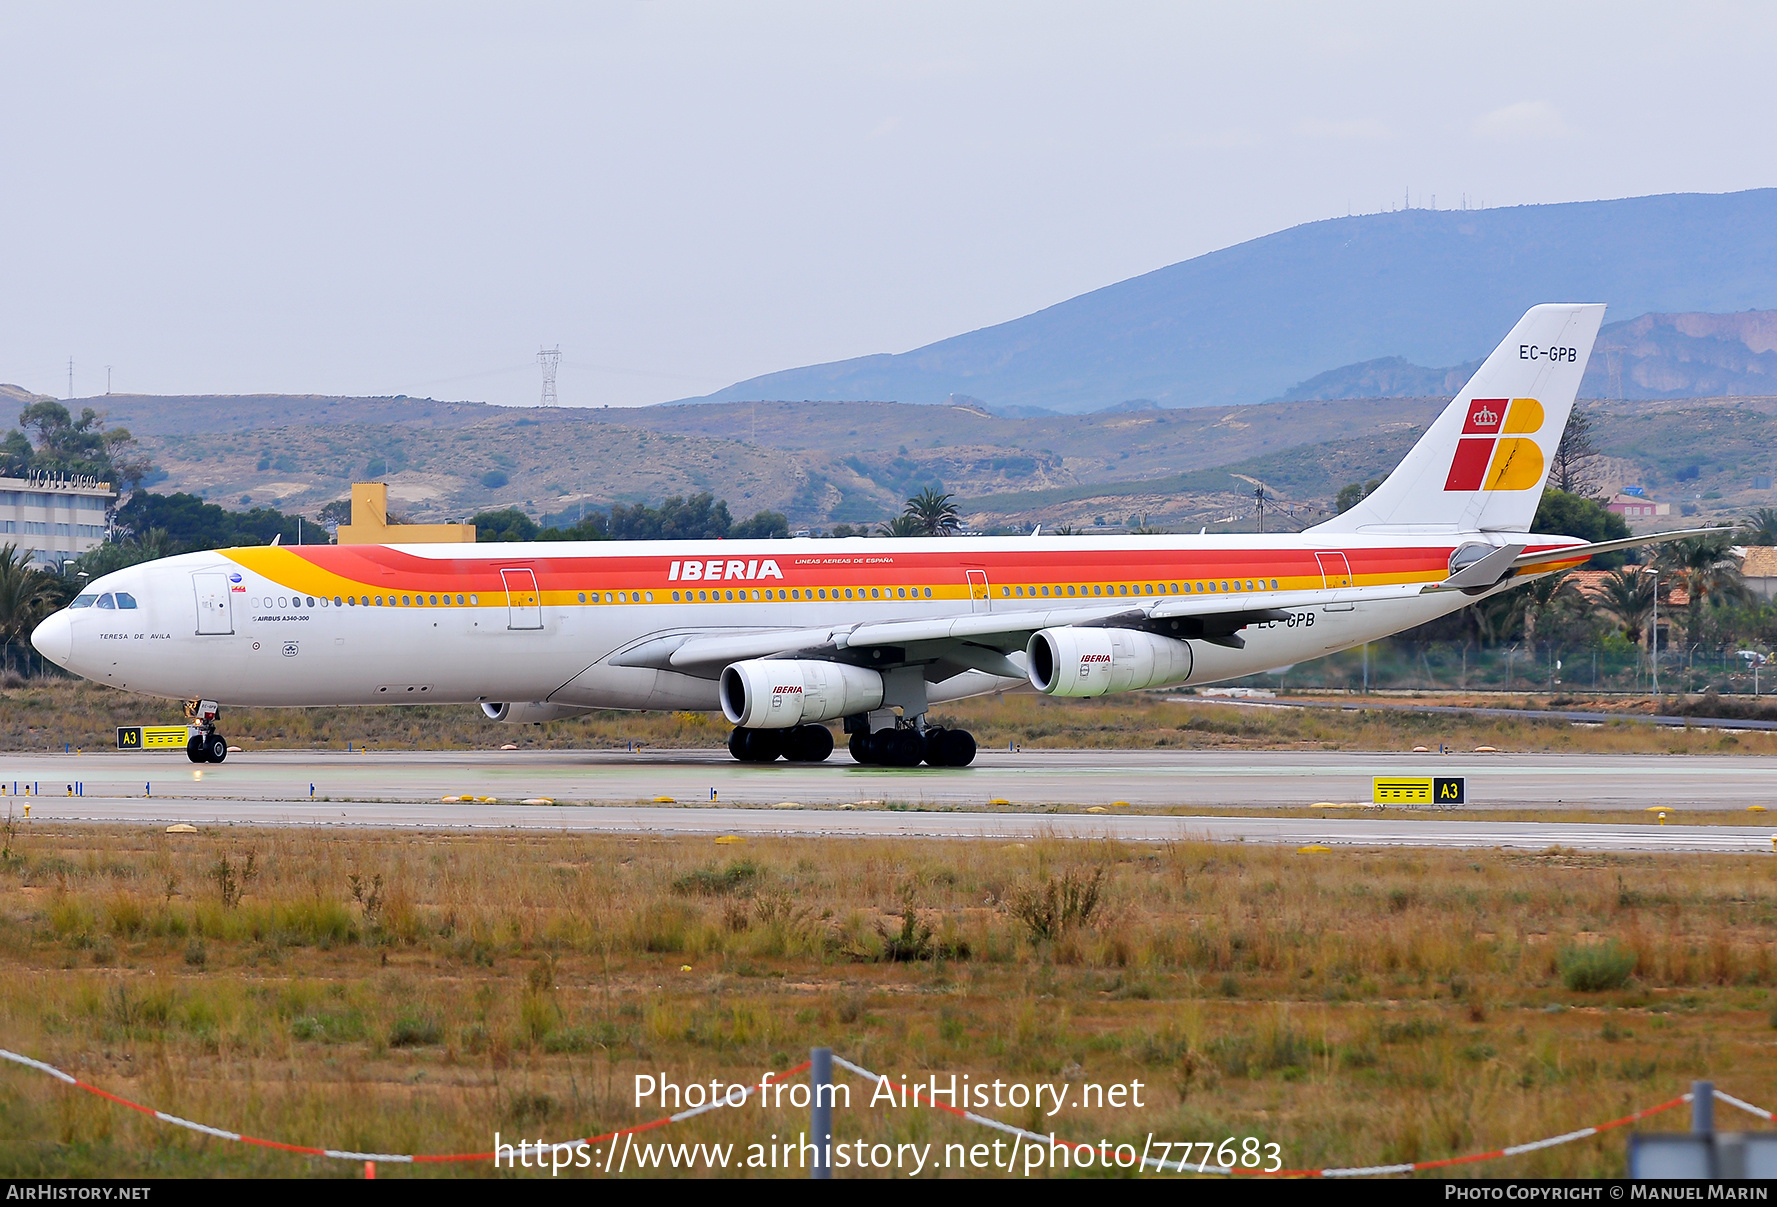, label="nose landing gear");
[184,699,228,763]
